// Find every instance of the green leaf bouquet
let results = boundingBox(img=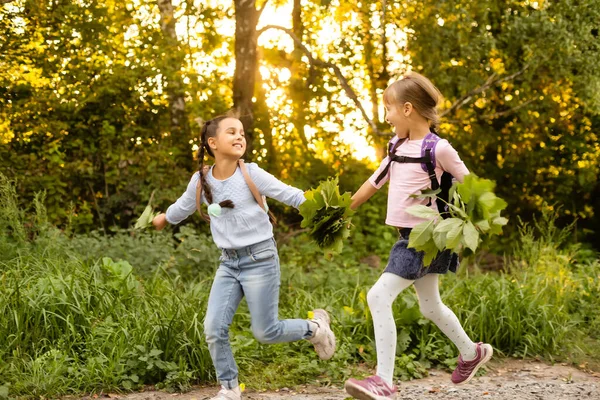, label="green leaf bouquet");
[299,177,355,254]
[407,174,508,266]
